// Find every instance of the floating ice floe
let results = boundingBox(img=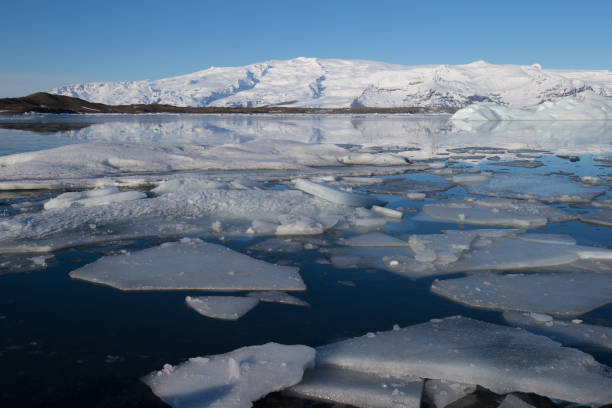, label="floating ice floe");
[451,97,612,121]
[185,296,259,320]
[144,343,315,408]
[315,316,612,405]
[423,379,476,408]
[468,174,605,203]
[70,238,306,291]
[341,232,409,248]
[294,179,385,208]
[423,198,574,228]
[503,311,612,350]
[371,205,403,219]
[580,209,612,227]
[287,366,423,408]
[0,140,410,182]
[0,189,350,252]
[246,291,310,307]
[431,273,612,316]
[451,172,492,186]
[44,187,146,210]
[367,178,455,196]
